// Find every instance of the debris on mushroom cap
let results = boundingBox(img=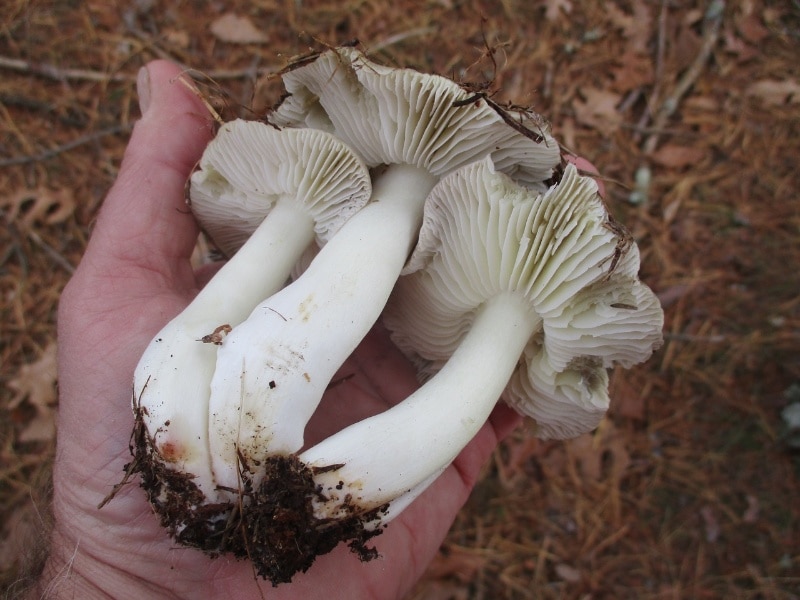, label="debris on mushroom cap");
[189,119,372,258]
[270,46,561,188]
[385,158,664,439]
